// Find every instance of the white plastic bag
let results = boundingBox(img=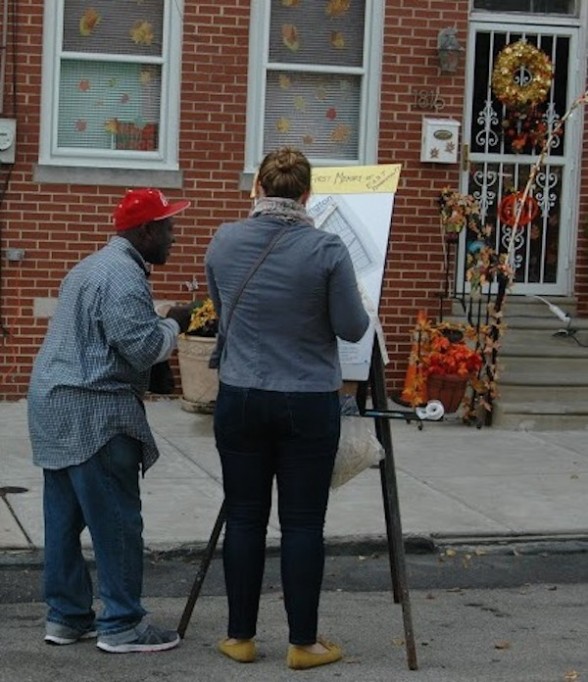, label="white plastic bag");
[331,416,384,489]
